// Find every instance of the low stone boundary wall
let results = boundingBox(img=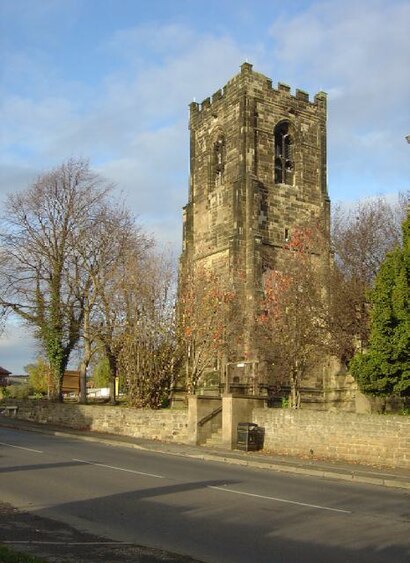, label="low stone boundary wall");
[252,408,410,469]
[4,400,188,443]
[2,399,408,469]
